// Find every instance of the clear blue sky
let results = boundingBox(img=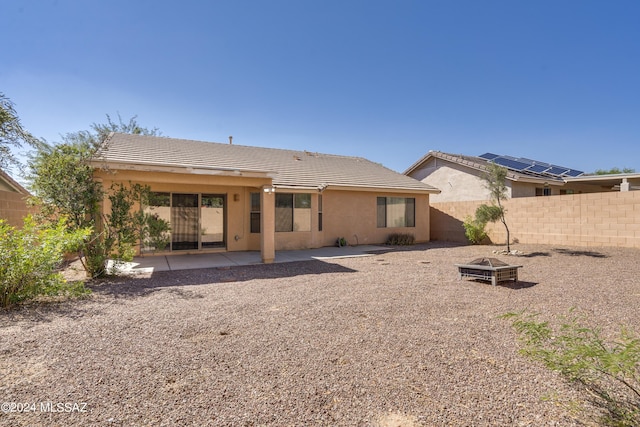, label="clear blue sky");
[2,0,639,174]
